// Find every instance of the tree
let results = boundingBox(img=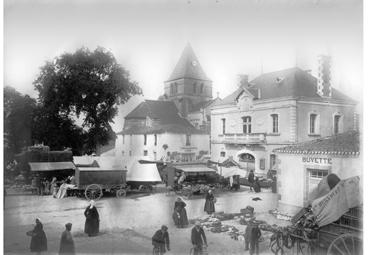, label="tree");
[4,86,37,163]
[33,47,142,153]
